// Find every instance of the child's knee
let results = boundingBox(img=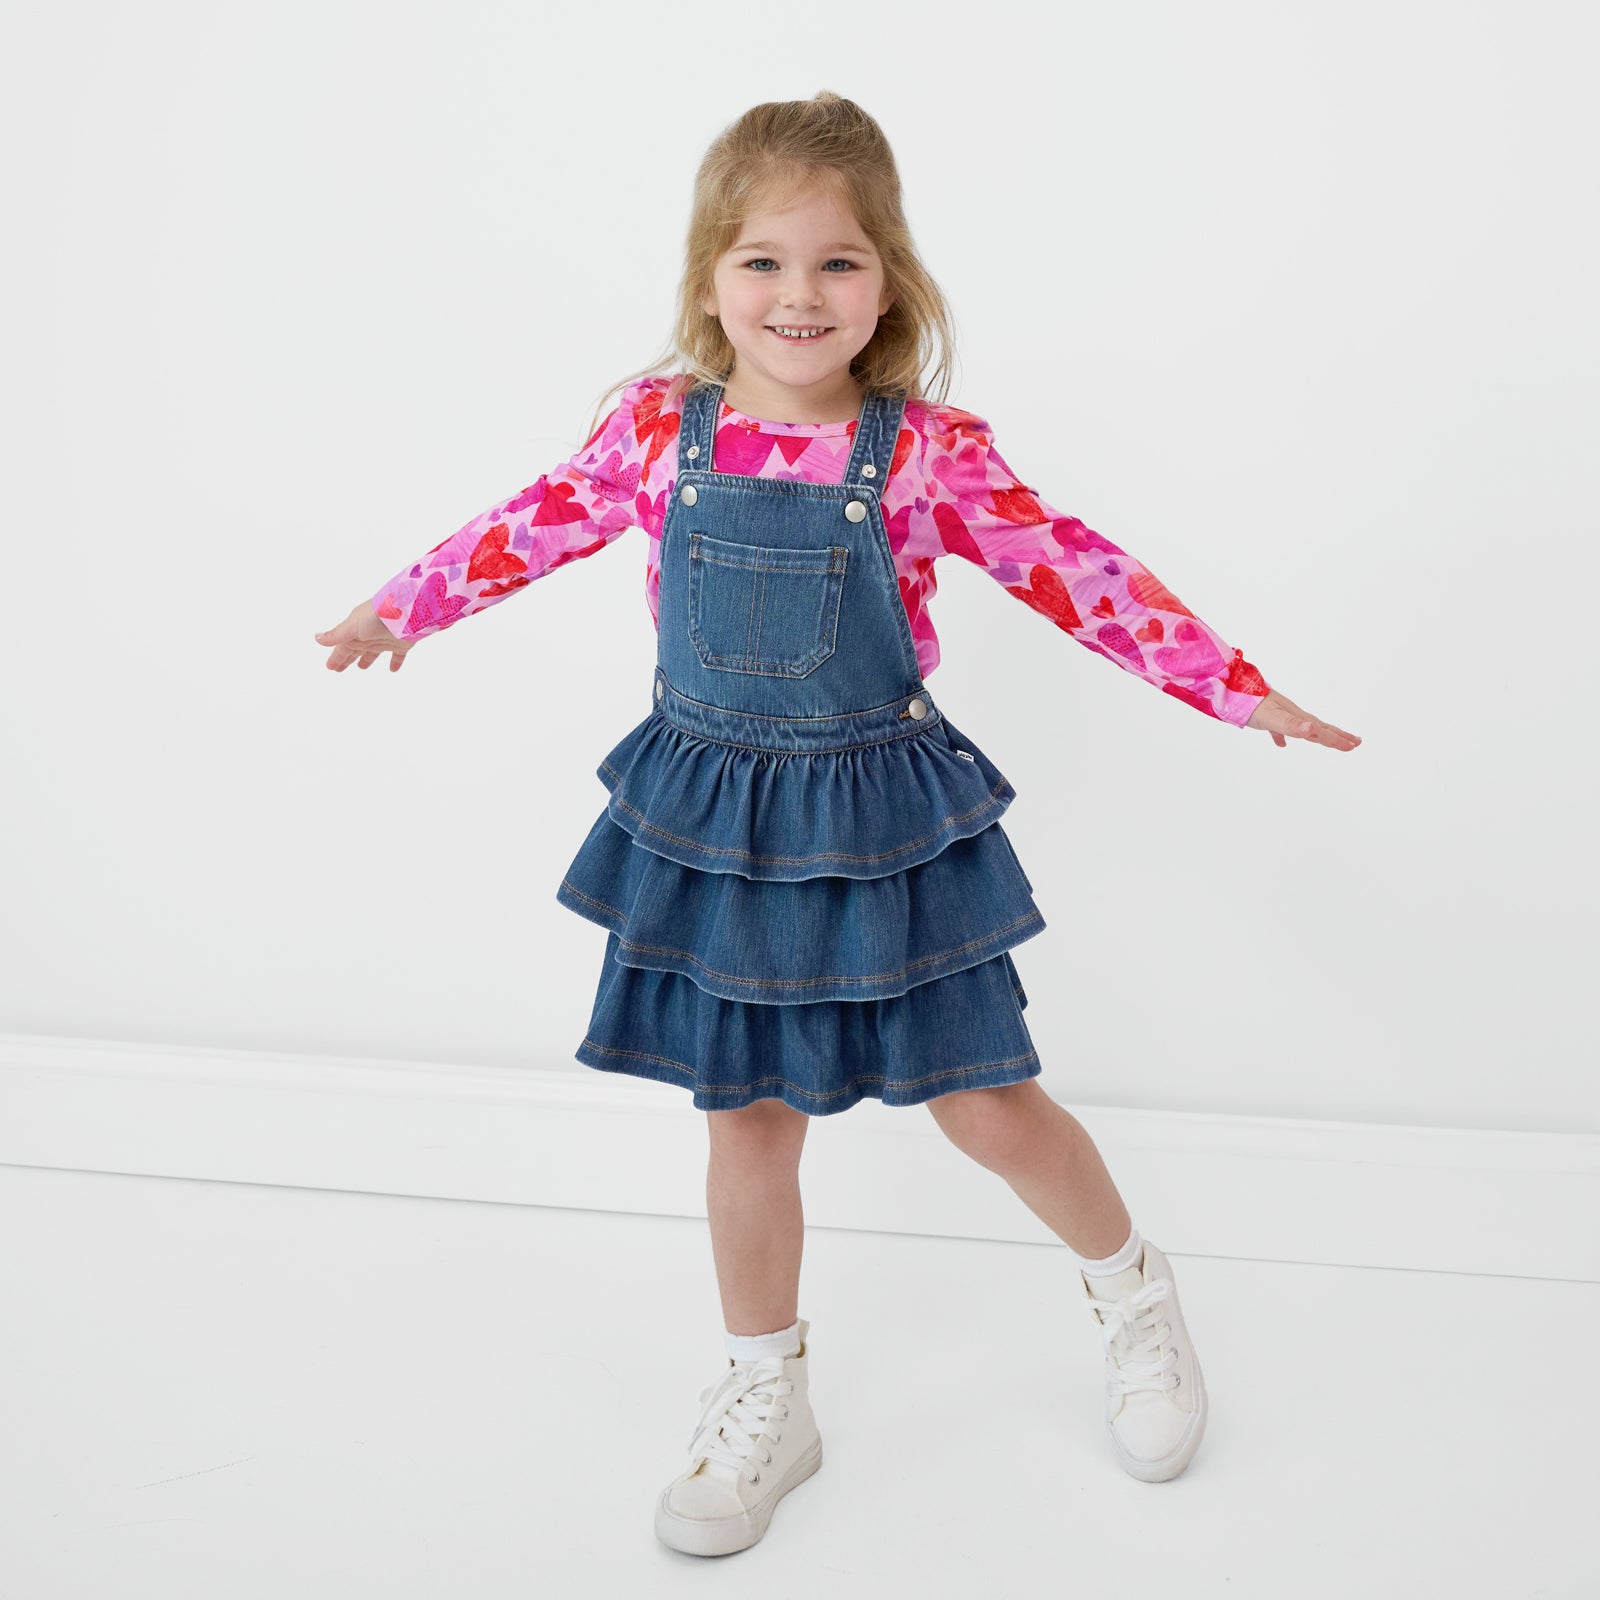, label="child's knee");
[925,1080,1042,1168]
